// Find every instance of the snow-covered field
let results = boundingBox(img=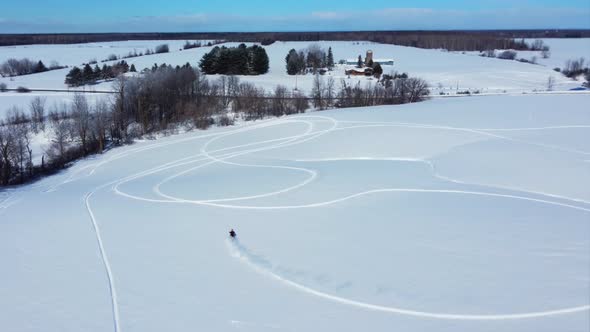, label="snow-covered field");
[1,39,589,117]
[522,38,590,70]
[462,38,590,73]
[1,94,589,332]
